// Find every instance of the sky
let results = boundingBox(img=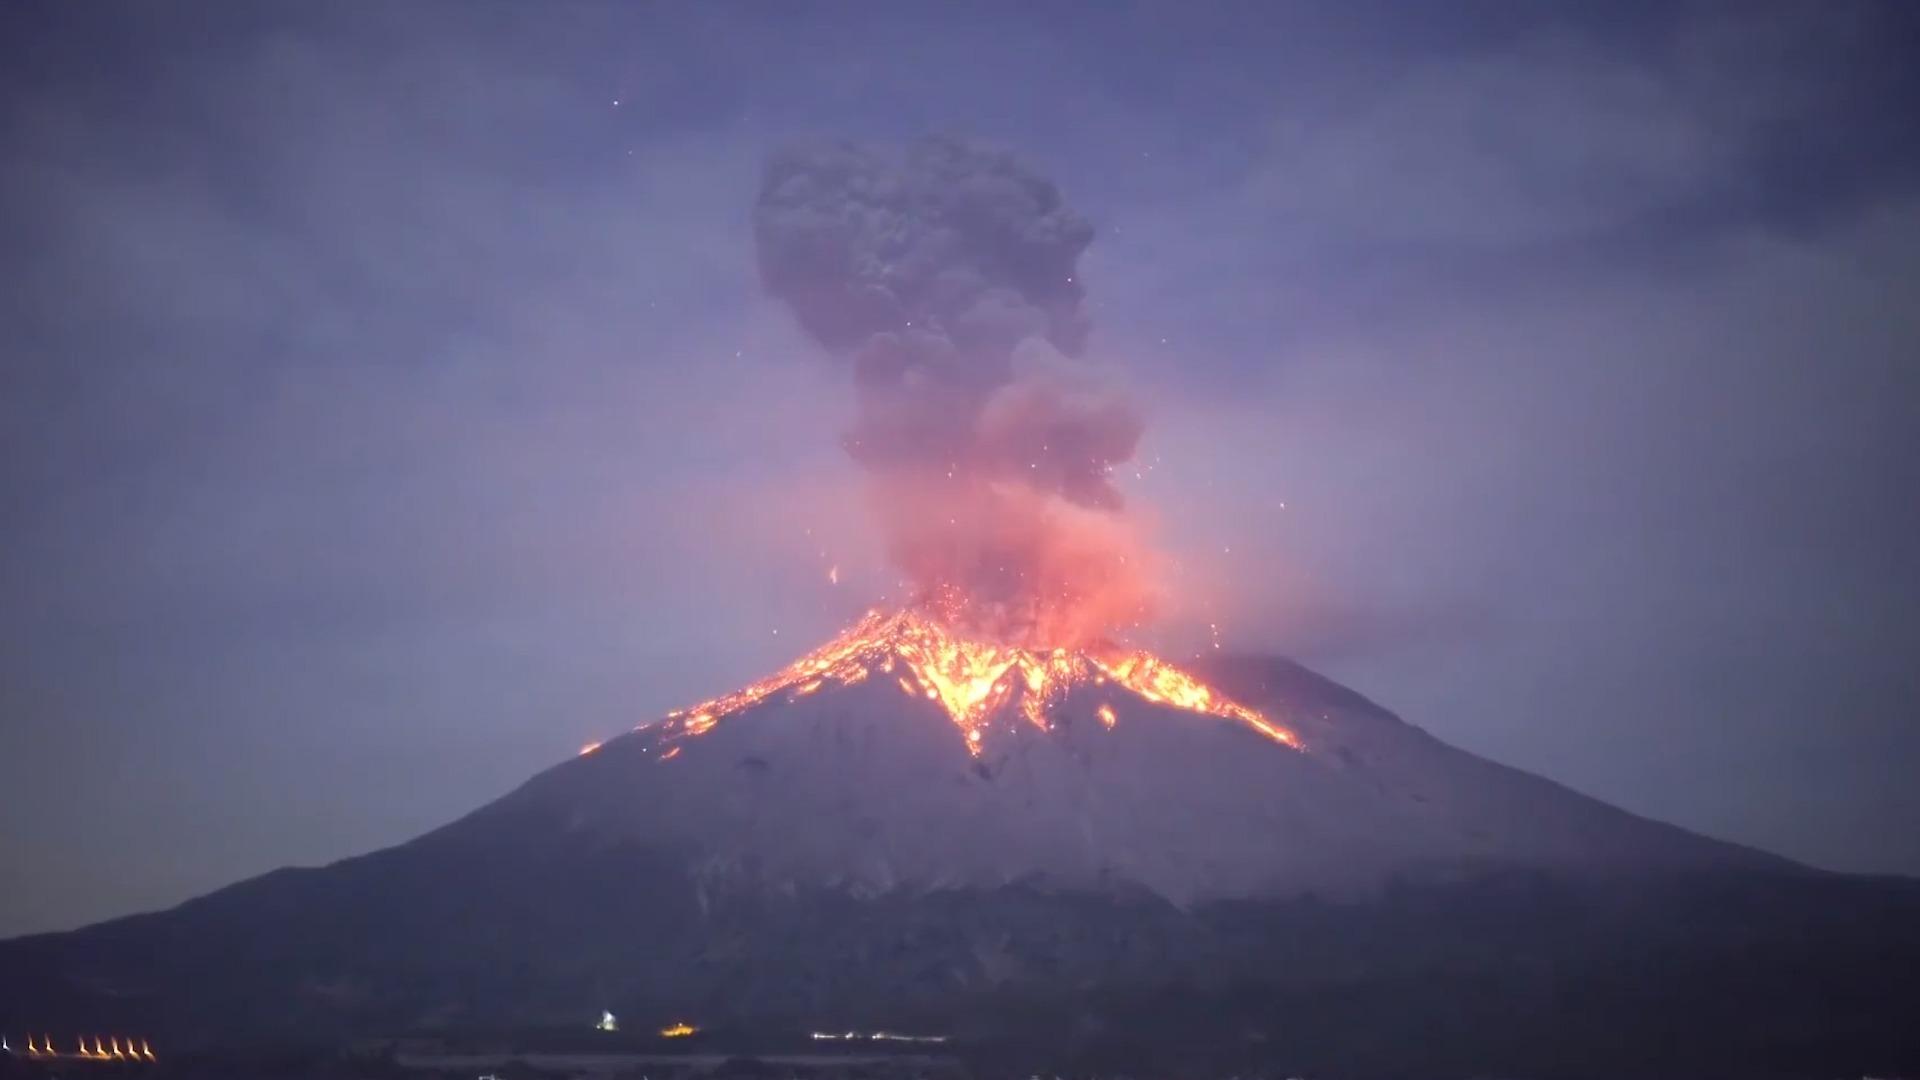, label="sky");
[2,0,1917,937]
